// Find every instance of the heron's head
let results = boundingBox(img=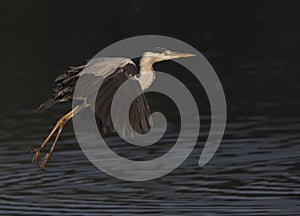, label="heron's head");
[141,47,195,65]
